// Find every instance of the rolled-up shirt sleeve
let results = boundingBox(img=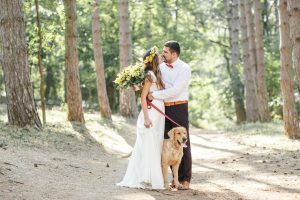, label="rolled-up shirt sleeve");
[152,67,191,100]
